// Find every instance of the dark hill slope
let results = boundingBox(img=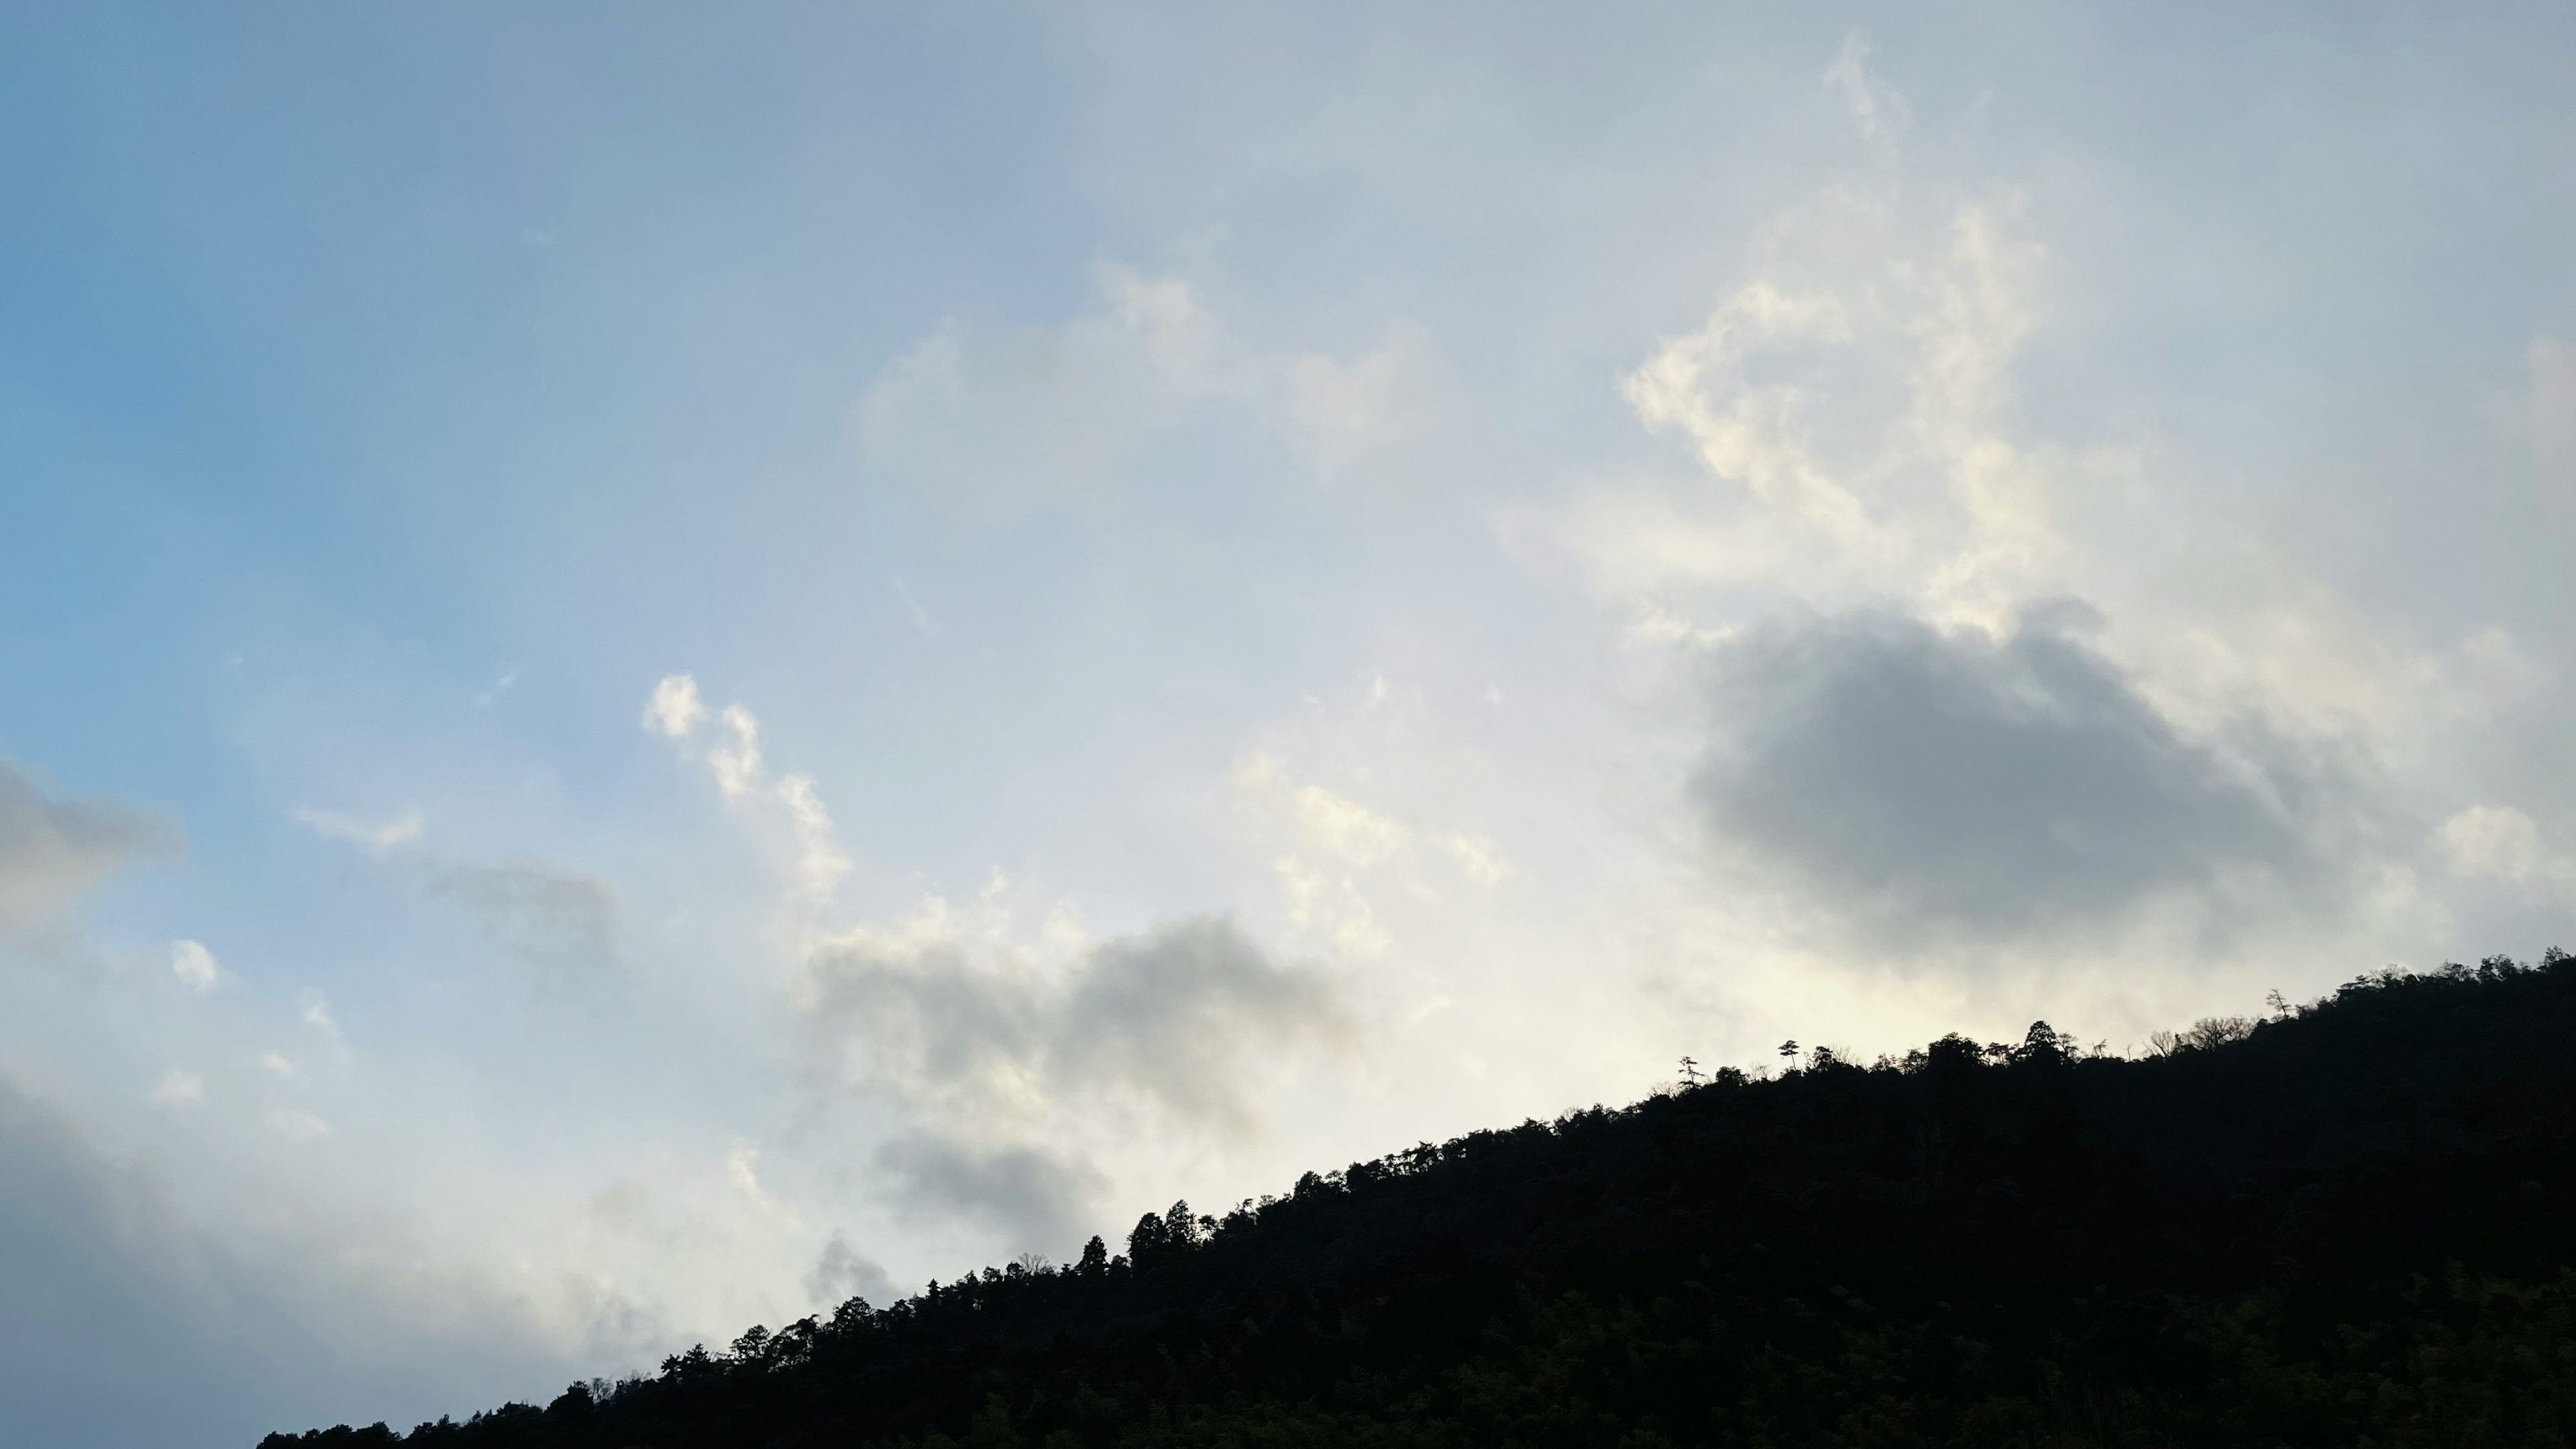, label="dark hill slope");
[269,953,2576,1448]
